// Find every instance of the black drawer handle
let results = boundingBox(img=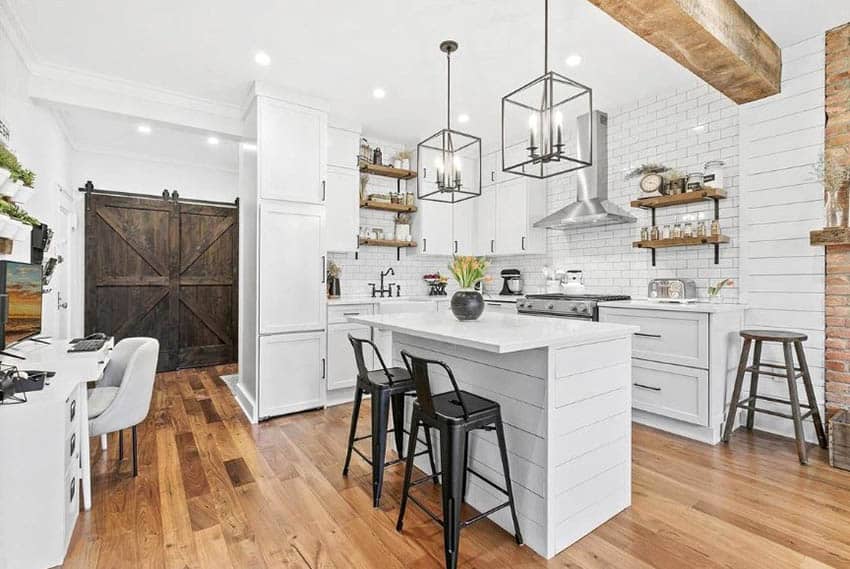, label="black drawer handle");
[343,312,360,316]
[69,399,77,422]
[634,383,661,392]
[69,478,76,503]
[70,433,77,457]
[635,332,662,339]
